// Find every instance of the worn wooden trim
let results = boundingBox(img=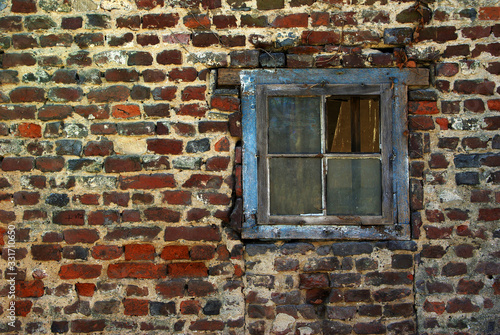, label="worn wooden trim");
[394,82,410,225]
[242,224,410,240]
[256,85,269,225]
[267,215,390,226]
[240,69,418,240]
[265,84,381,97]
[232,68,429,86]
[380,83,394,227]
